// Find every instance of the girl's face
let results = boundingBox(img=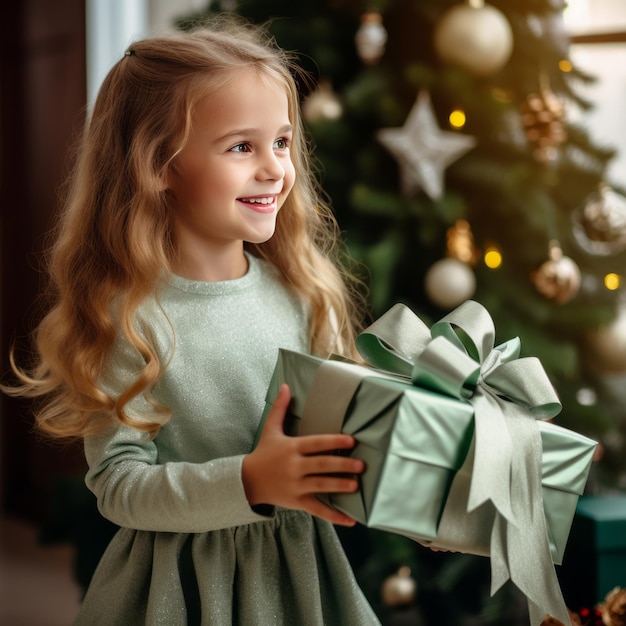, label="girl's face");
[167,68,296,278]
